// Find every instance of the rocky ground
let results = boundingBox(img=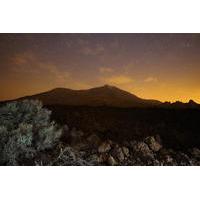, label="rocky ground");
[2,100,200,166]
[48,126,200,166]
